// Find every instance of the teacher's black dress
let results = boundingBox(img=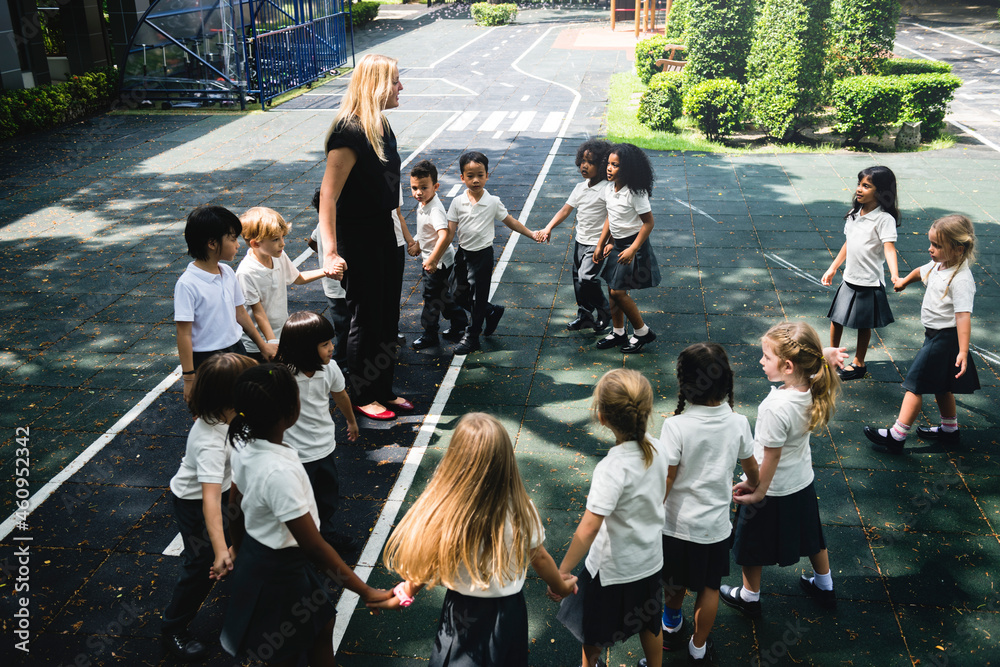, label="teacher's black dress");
[325,119,401,406]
